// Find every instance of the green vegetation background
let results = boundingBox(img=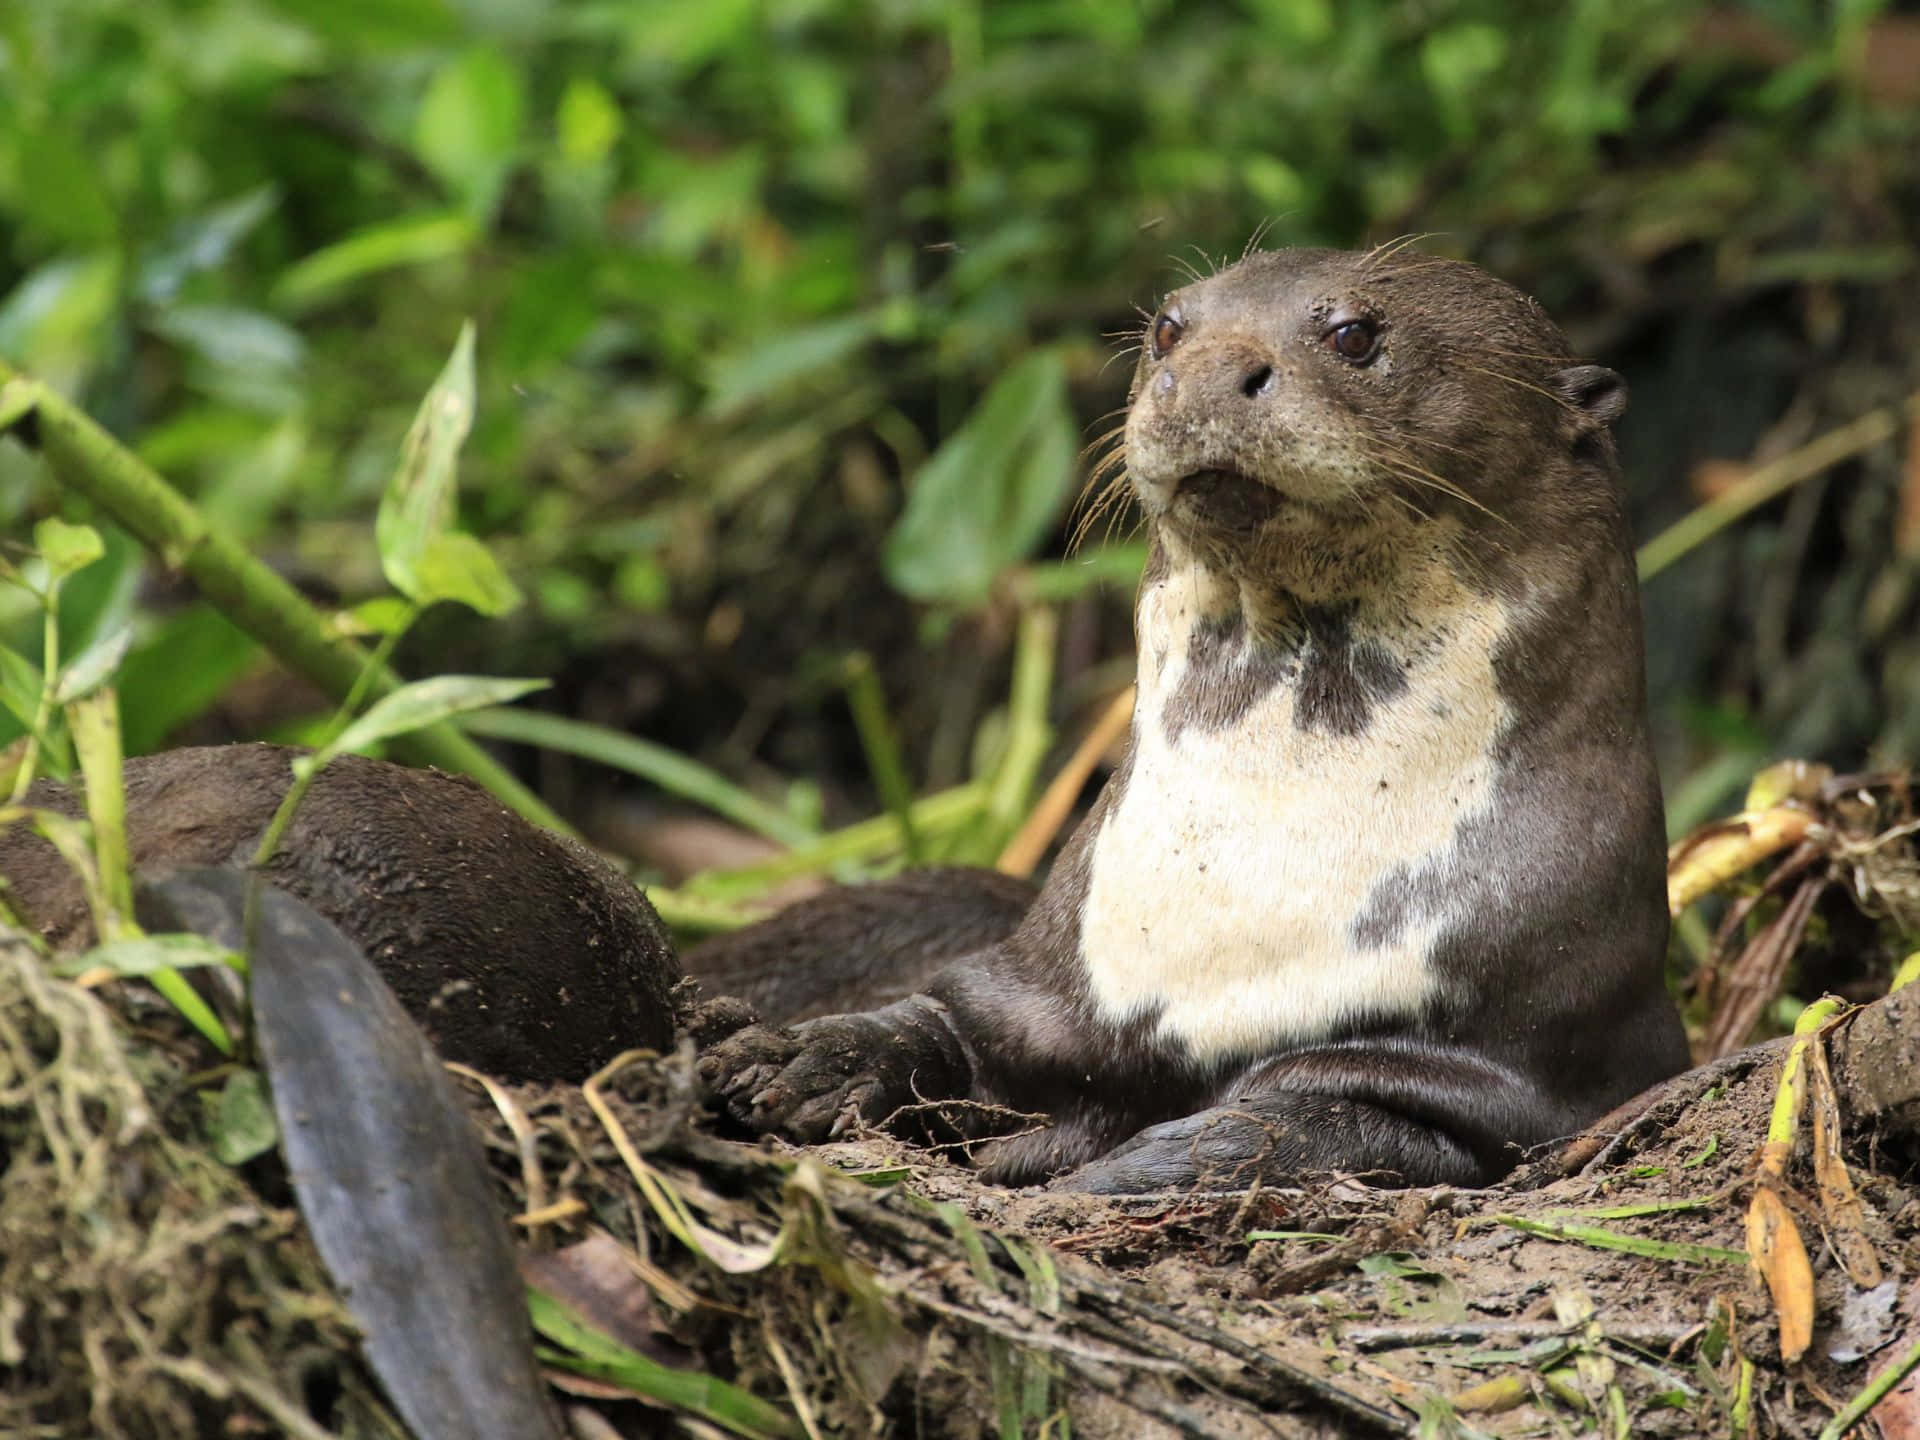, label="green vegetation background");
[2,0,1917,855]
